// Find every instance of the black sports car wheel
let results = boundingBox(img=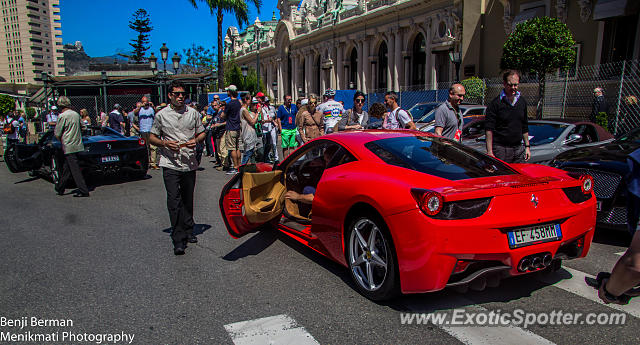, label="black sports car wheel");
[346,215,399,301]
